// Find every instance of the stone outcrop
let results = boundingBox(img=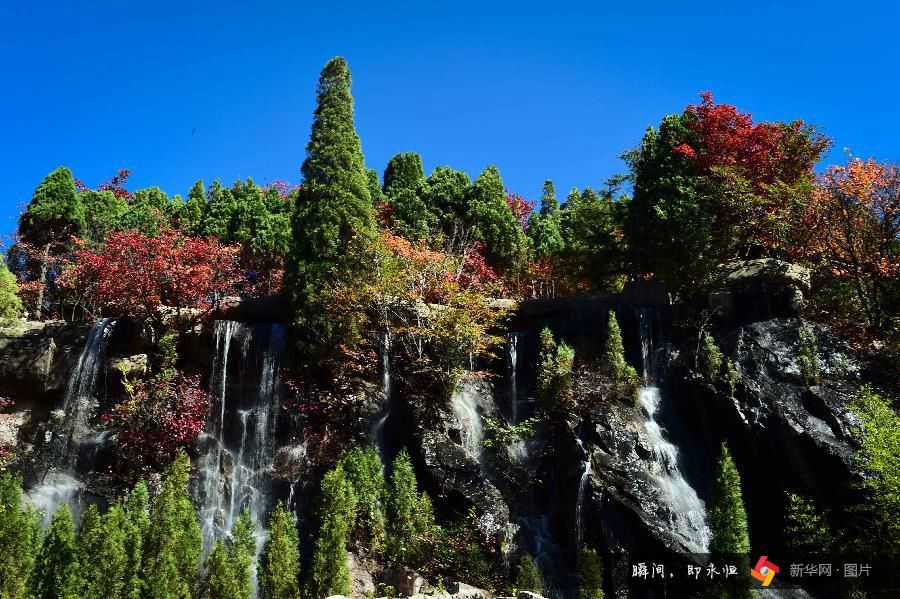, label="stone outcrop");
[709,259,812,322]
[0,320,91,401]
